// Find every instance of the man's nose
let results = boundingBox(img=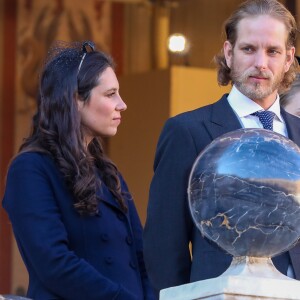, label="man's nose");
[254,51,268,70]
